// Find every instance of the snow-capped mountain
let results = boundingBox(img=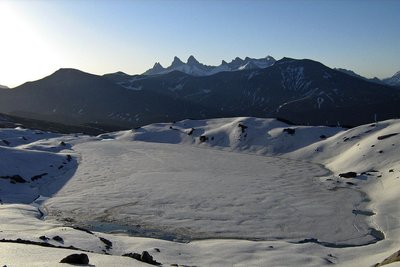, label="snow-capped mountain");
[383,70,400,87]
[143,55,276,76]
[0,84,9,89]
